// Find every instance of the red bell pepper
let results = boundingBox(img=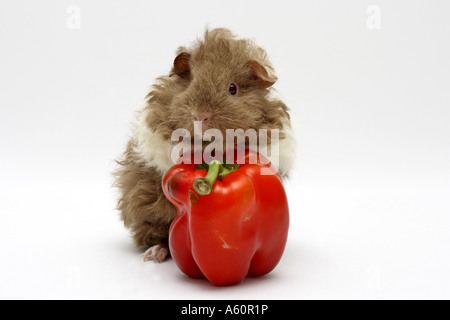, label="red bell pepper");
[162,151,289,286]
